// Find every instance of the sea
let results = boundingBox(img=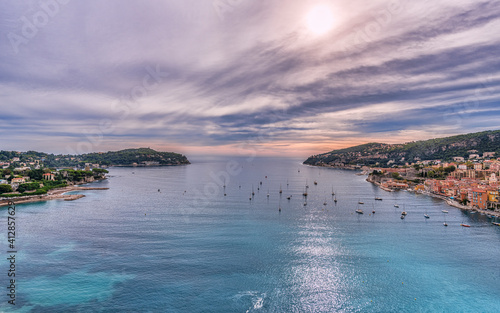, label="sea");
[1,156,499,313]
